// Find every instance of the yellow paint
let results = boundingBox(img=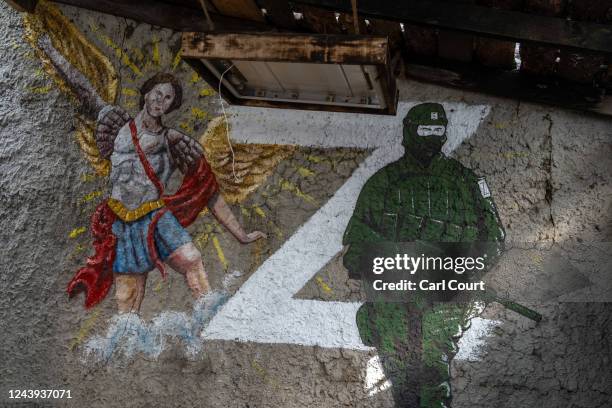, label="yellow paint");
[67,243,87,260]
[130,47,145,62]
[80,173,97,182]
[153,280,164,293]
[74,116,110,176]
[268,221,284,238]
[530,253,543,265]
[24,50,37,60]
[296,166,315,177]
[280,179,317,205]
[193,232,210,249]
[249,239,264,272]
[316,277,333,294]
[69,308,100,350]
[107,197,165,222]
[24,2,119,177]
[24,2,119,104]
[494,122,508,130]
[124,100,138,109]
[179,121,194,133]
[190,72,201,84]
[28,84,53,94]
[171,51,182,70]
[253,206,266,218]
[212,235,228,270]
[78,190,103,204]
[201,116,295,204]
[199,88,215,97]
[501,151,529,159]
[92,27,142,77]
[199,207,210,217]
[69,226,87,239]
[191,107,208,120]
[240,206,251,217]
[122,87,139,97]
[152,36,161,65]
[307,154,325,163]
